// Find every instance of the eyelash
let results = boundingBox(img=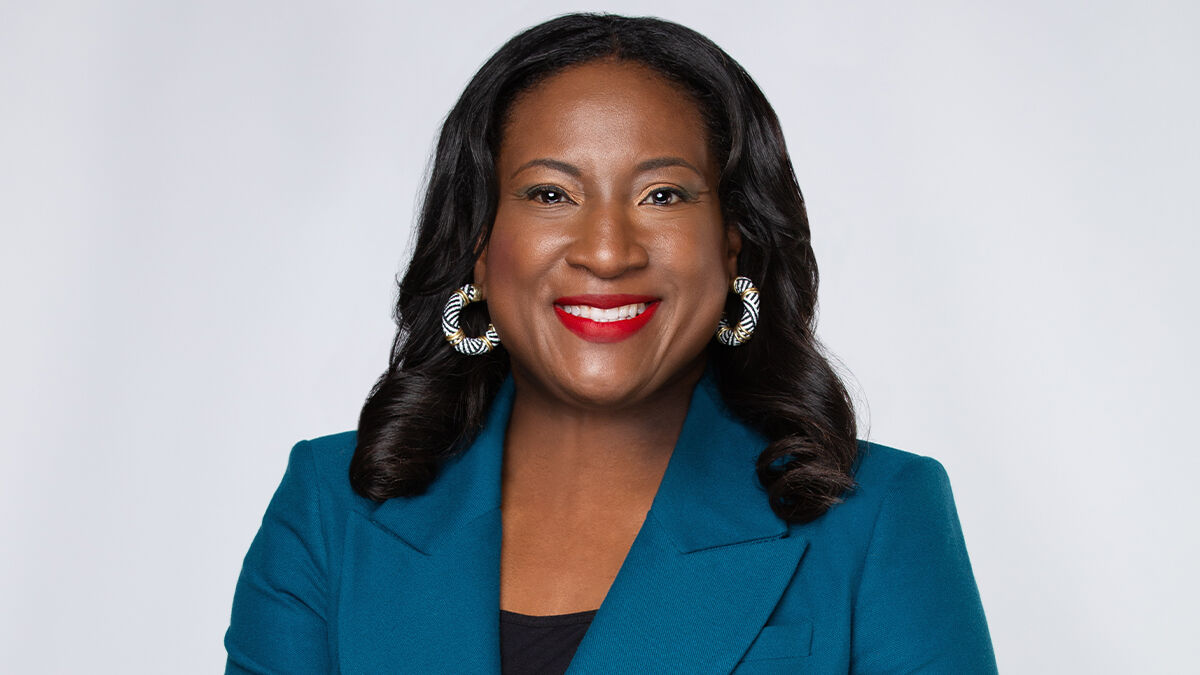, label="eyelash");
[642,187,694,206]
[521,185,695,206]
[523,185,574,205]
